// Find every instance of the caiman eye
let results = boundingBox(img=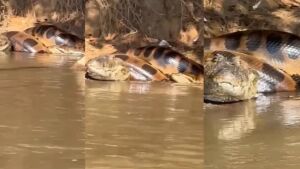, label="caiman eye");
[212,53,224,62]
